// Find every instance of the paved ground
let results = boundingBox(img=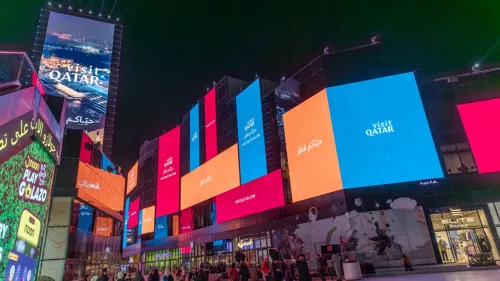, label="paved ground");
[361,269,500,281]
